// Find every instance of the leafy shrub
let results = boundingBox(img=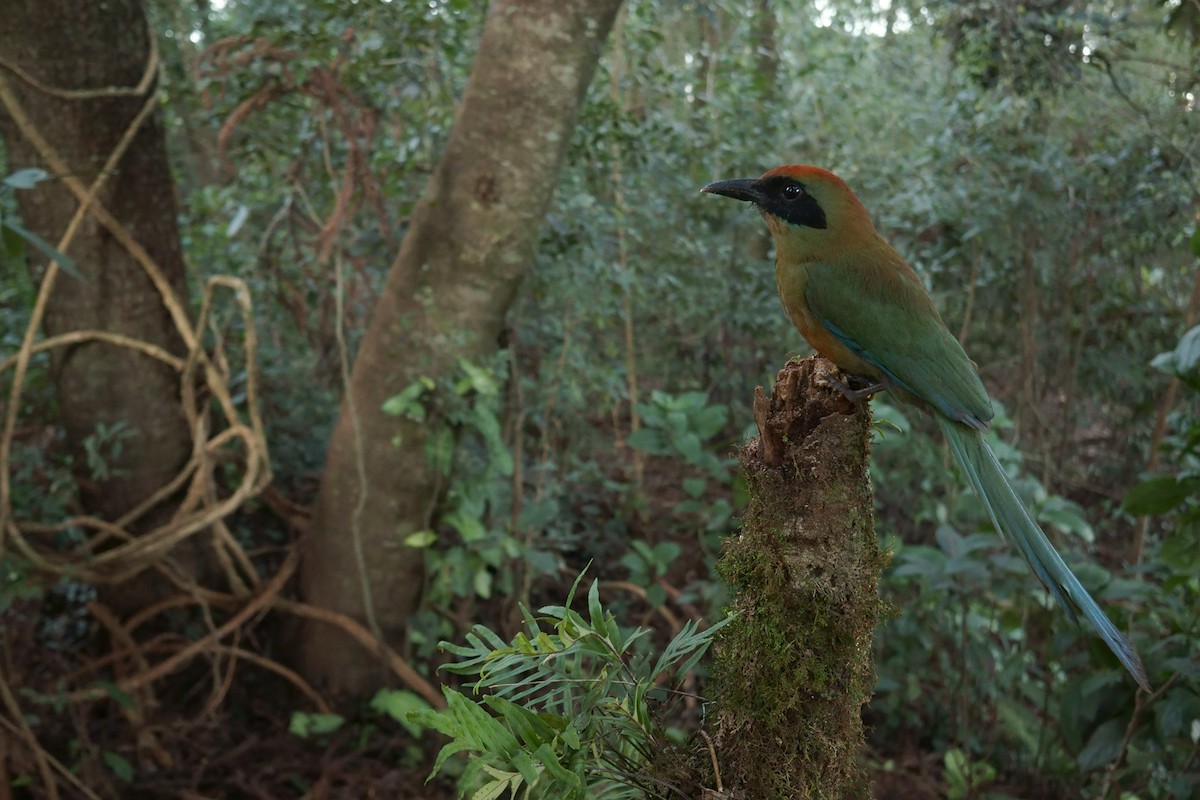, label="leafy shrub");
[412,573,729,799]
